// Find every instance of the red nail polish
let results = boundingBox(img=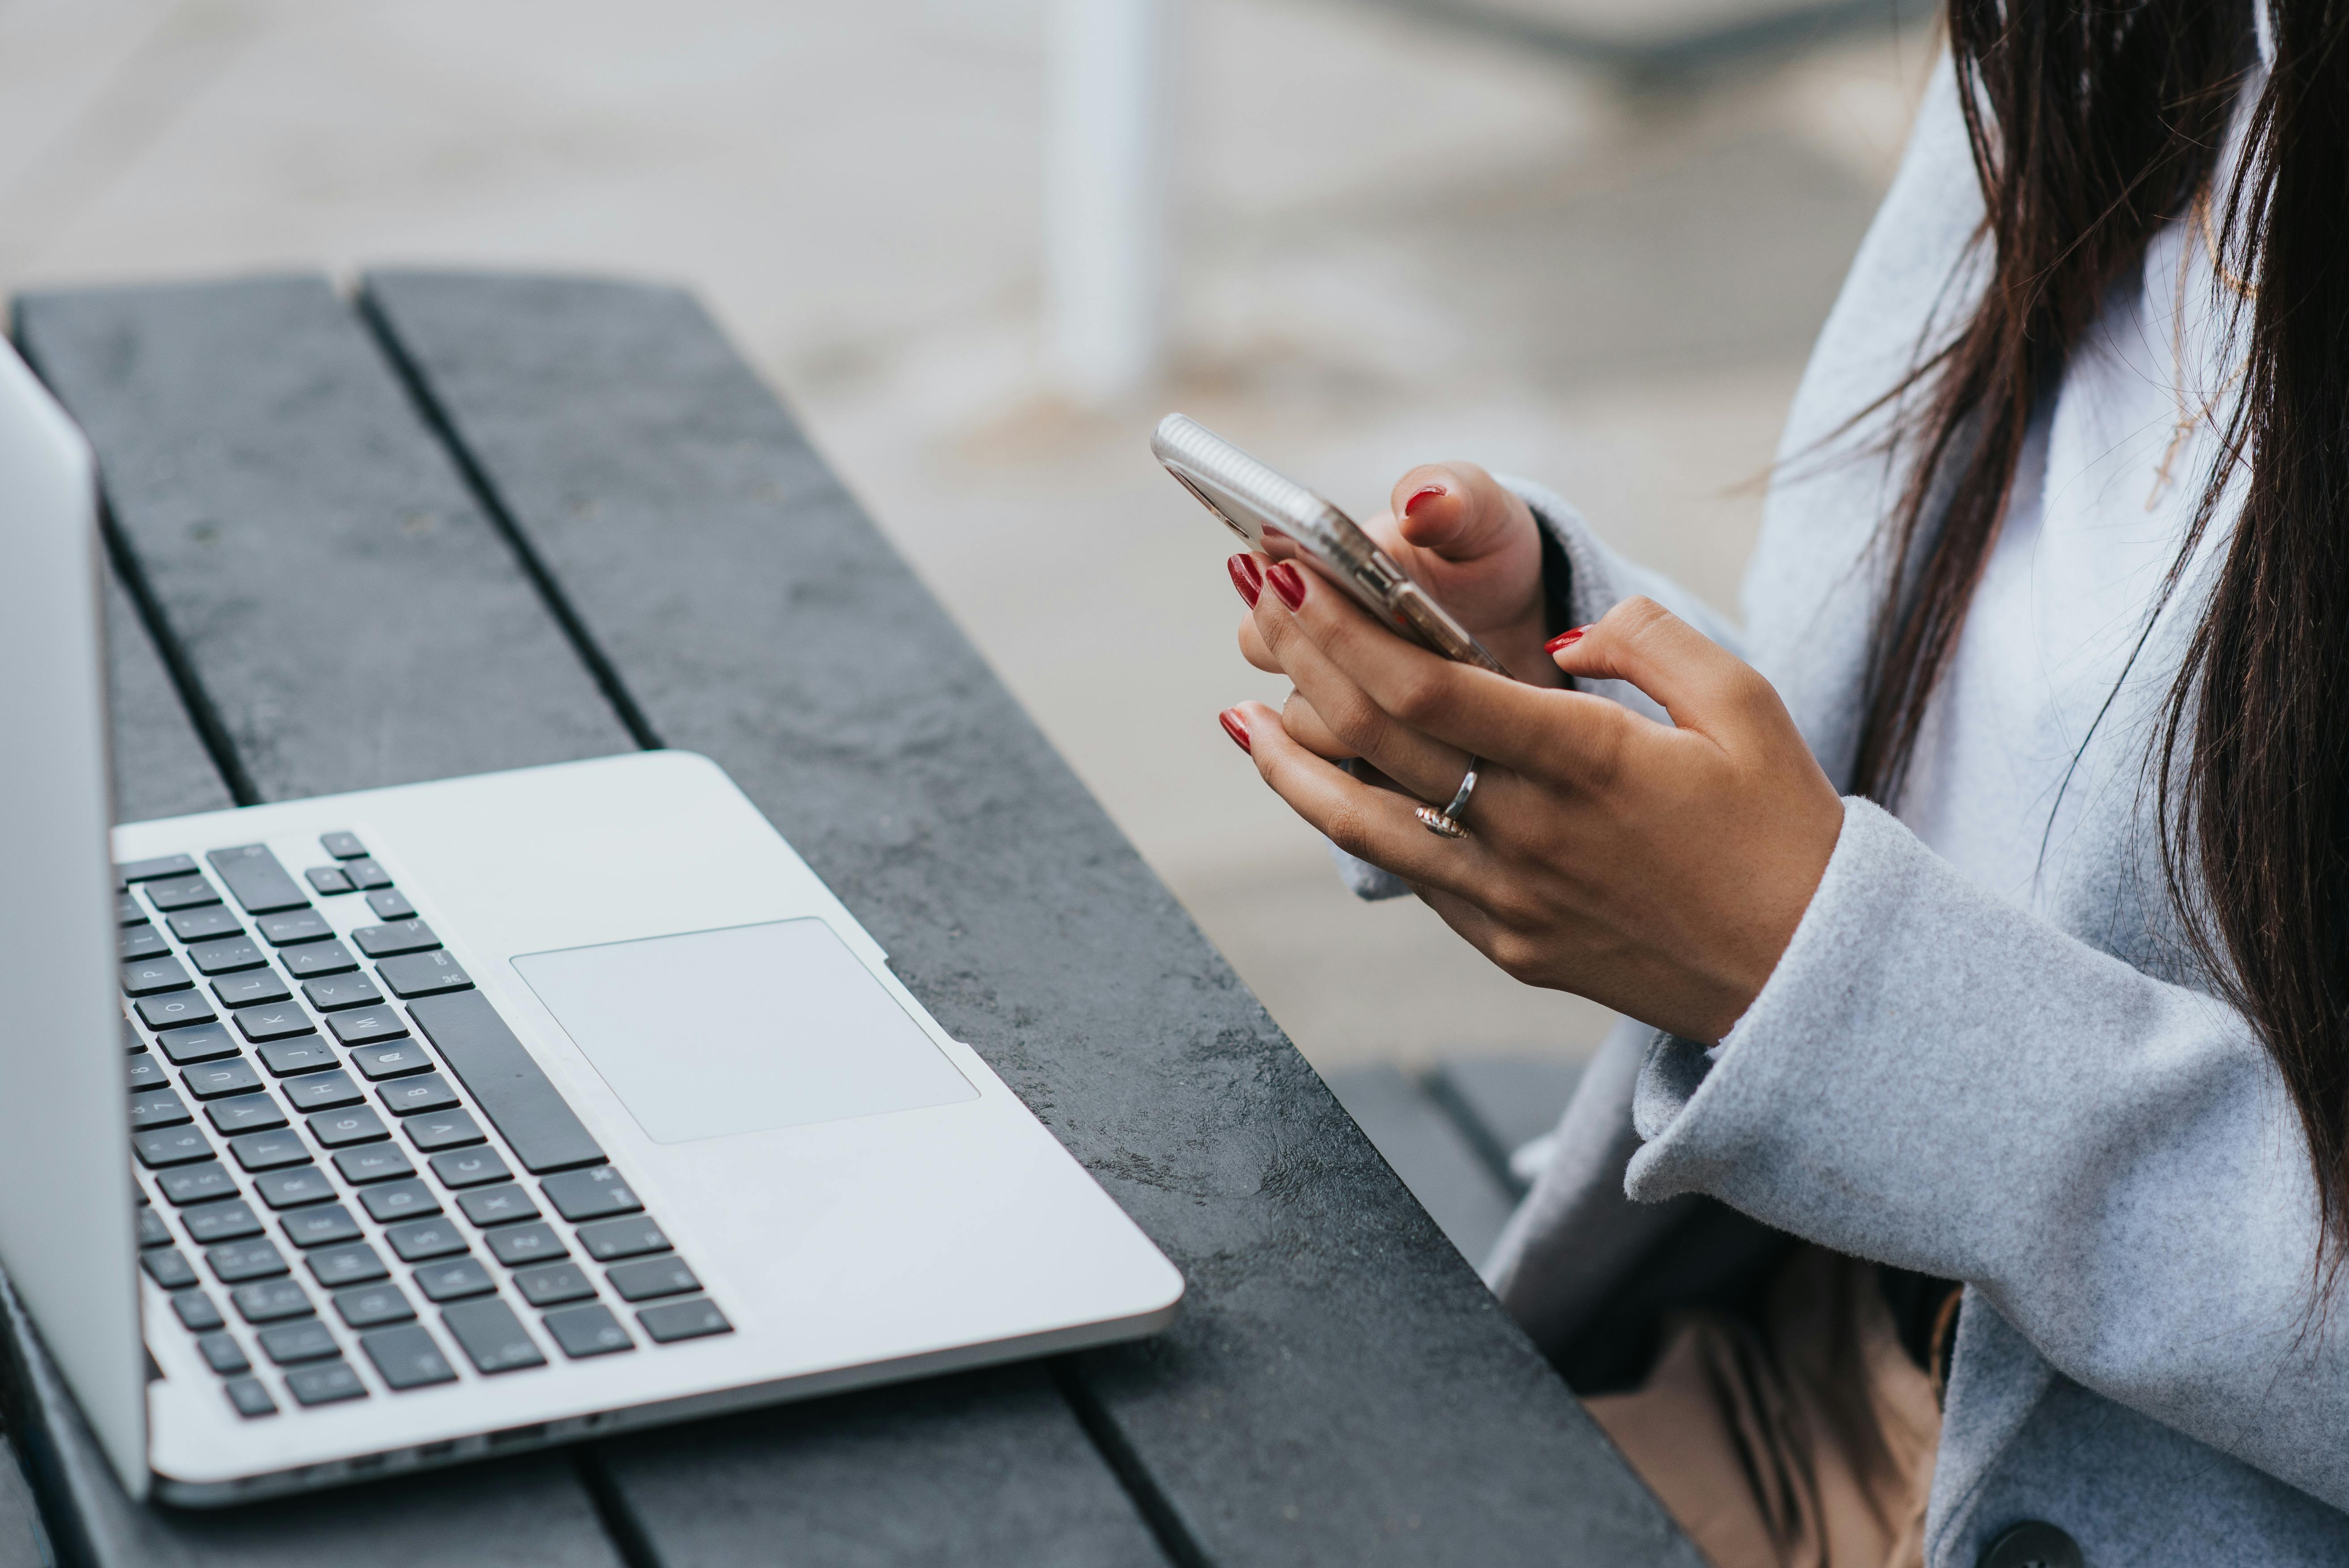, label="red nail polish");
[1545,626,1588,653]
[1403,486,1445,518]
[1266,562,1307,611]
[1219,709,1252,754]
[1227,553,1262,607]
